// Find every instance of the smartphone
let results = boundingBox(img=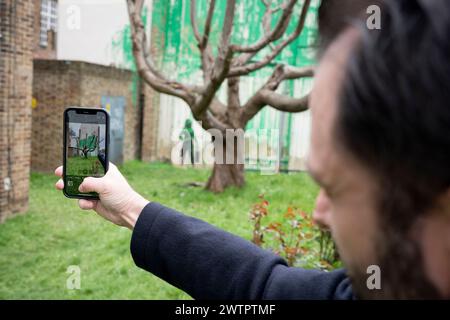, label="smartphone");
[63,107,109,199]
